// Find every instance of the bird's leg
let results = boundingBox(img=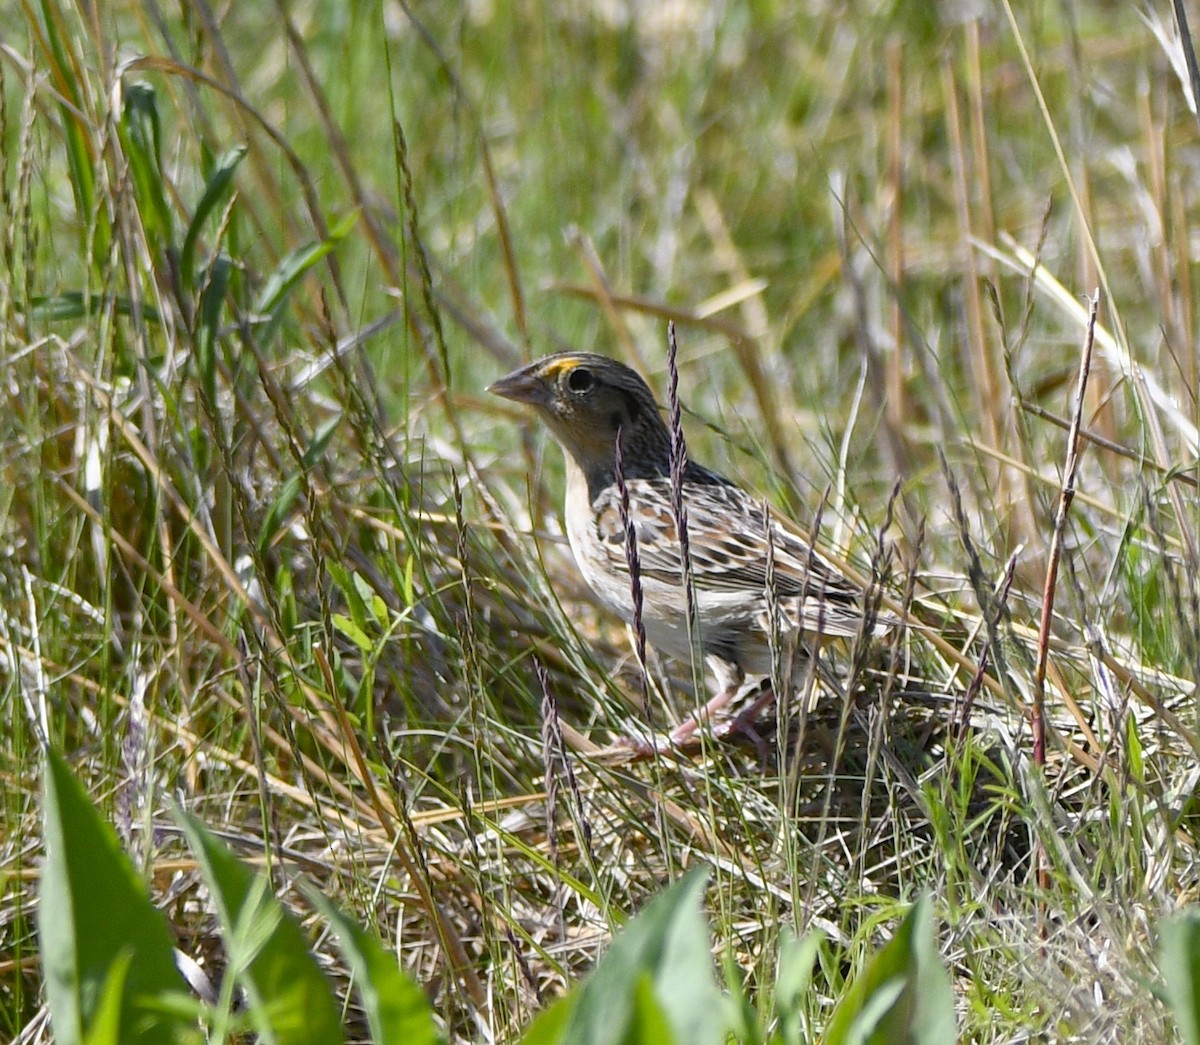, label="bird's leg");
[605,675,778,761]
[602,683,743,759]
[715,681,777,737]
[664,681,746,748]
[711,681,778,759]
[609,686,739,758]
[658,655,758,749]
